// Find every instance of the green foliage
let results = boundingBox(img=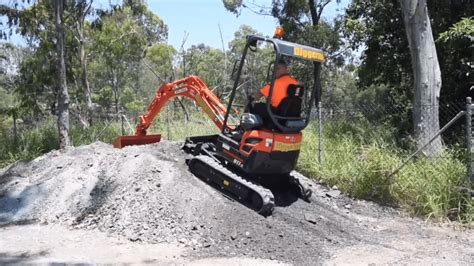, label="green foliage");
[344,0,474,104]
[222,0,243,15]
[0,119,59,168]
[145,43,176,81]
[438,17,474,46]
[183,44,226,90]
[0,117,123,168]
